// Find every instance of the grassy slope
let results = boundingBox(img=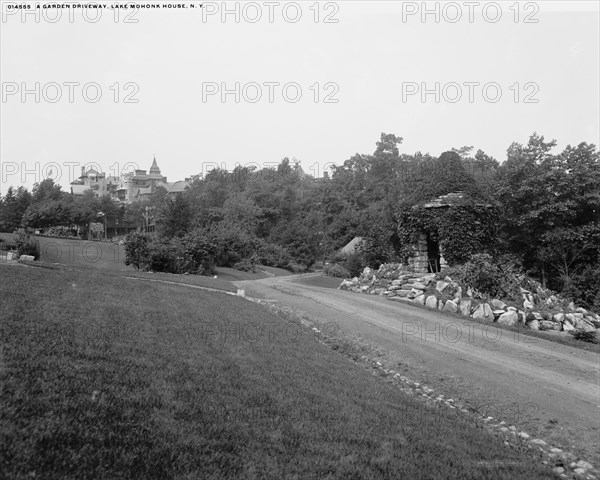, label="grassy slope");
[0,264,556,480]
